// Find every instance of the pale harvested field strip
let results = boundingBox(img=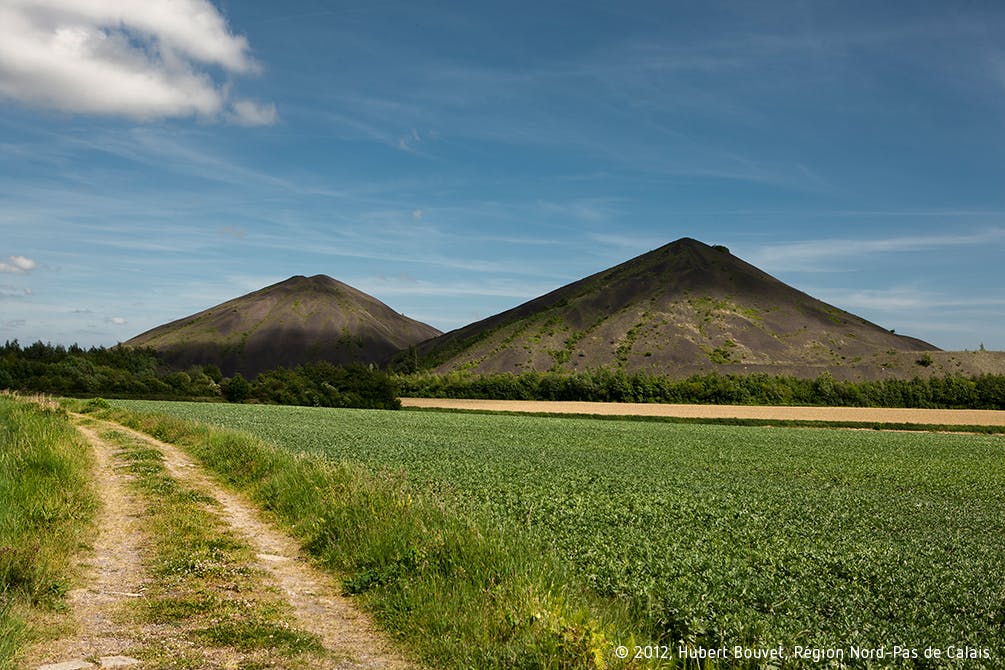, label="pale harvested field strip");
[401,397,1005,426]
